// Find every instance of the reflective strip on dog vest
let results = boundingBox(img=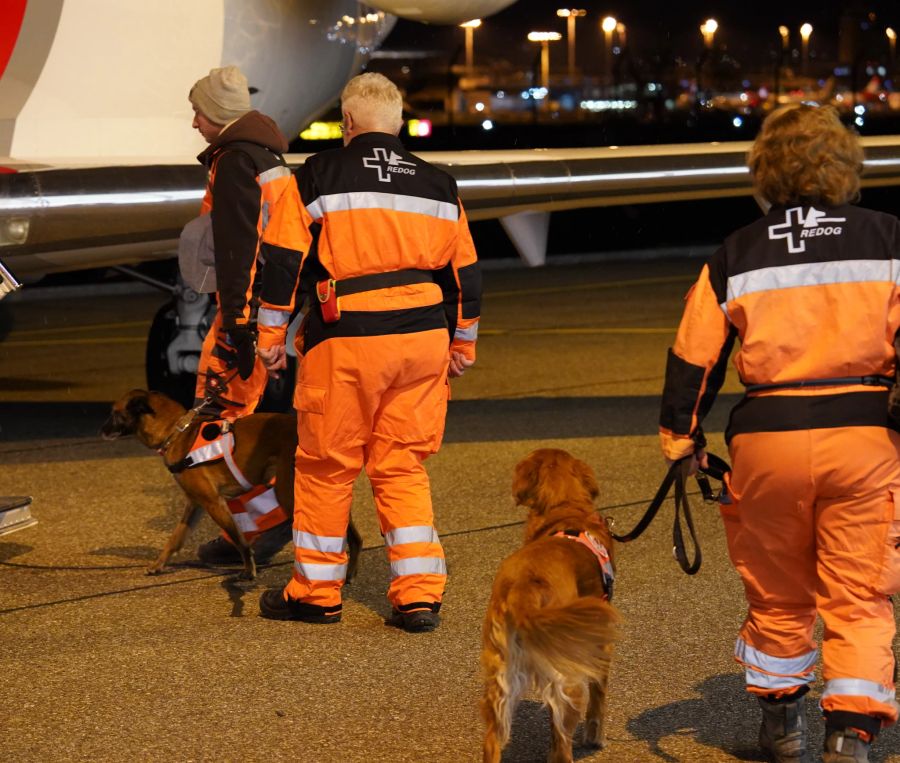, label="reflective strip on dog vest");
[553,530,615,600]
[225,485,288,540]
[735,638,818,686]
[390,556,447,578]
[385,525,441,546]
[294,560,348,581]
[821,678,896,706]
[222,443,252,491]
[293,530,347,554]
[171,421,252,491]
